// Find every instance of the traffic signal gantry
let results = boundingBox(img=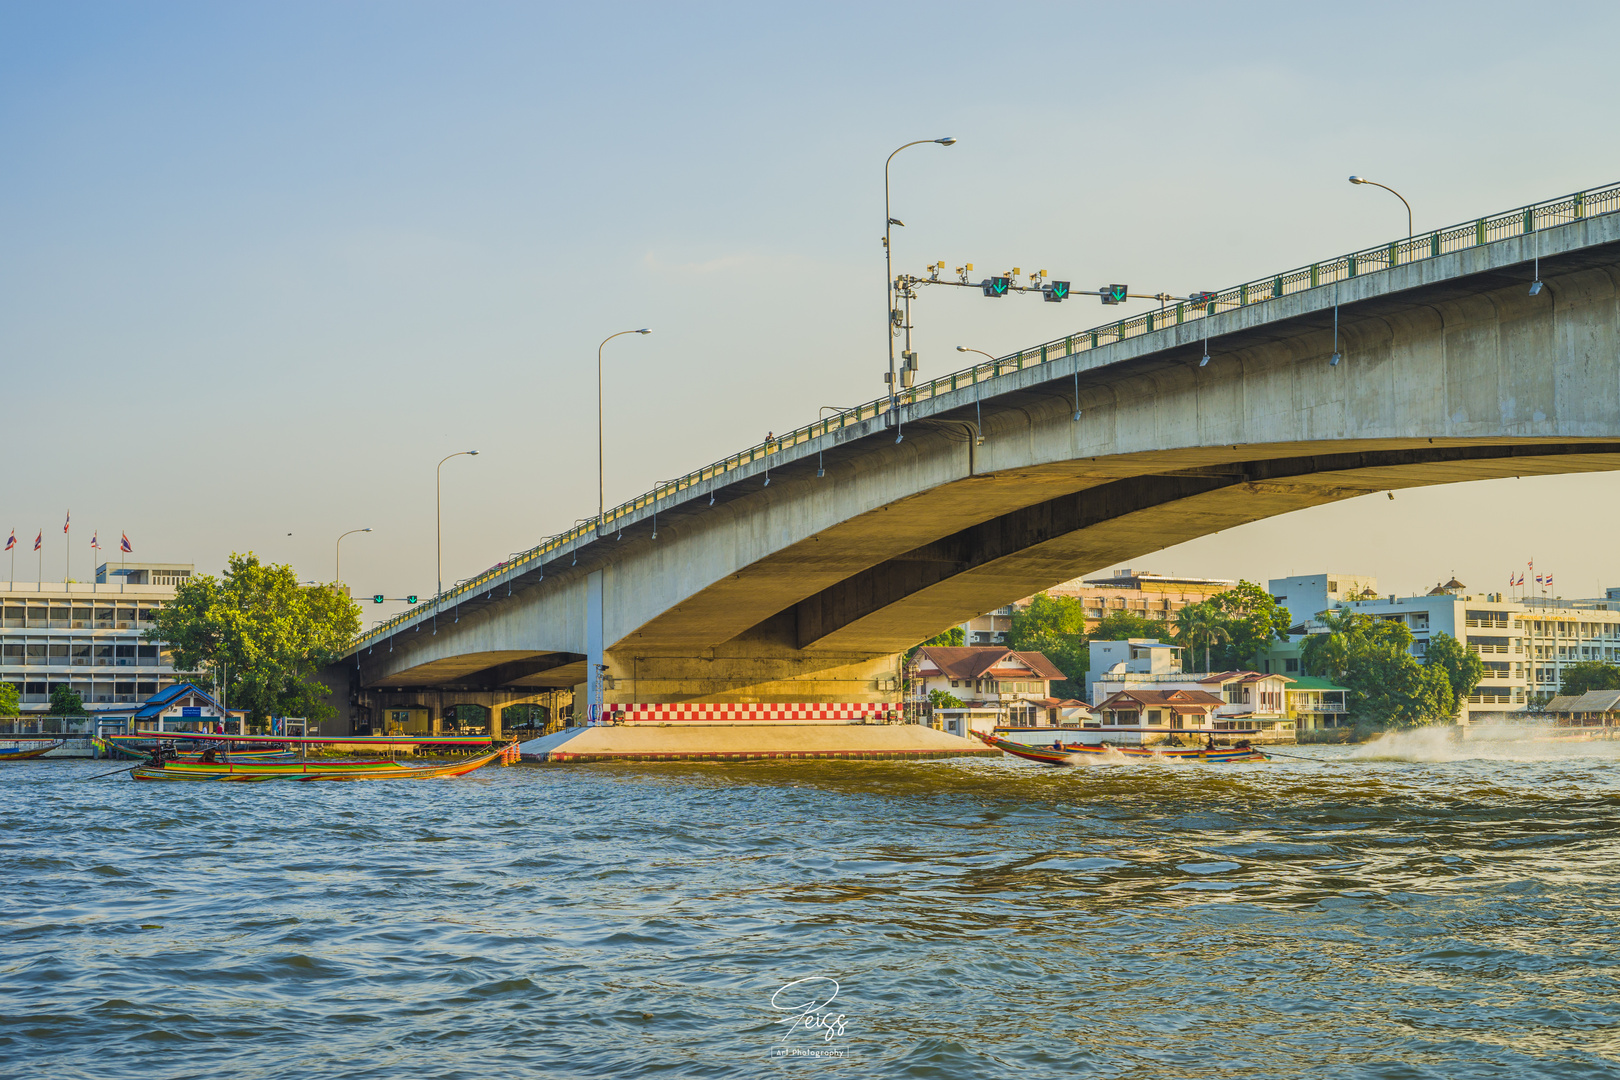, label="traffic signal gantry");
[371,595,421,605]
[889,262,1226,385]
